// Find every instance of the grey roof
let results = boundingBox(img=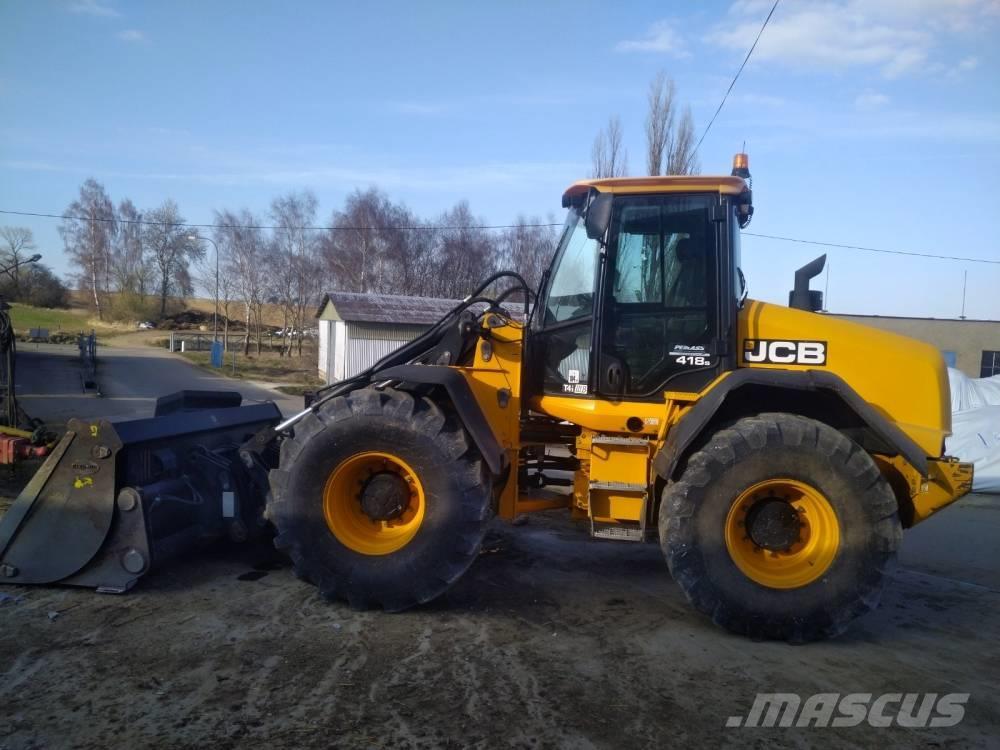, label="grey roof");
[317,291,527,325]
